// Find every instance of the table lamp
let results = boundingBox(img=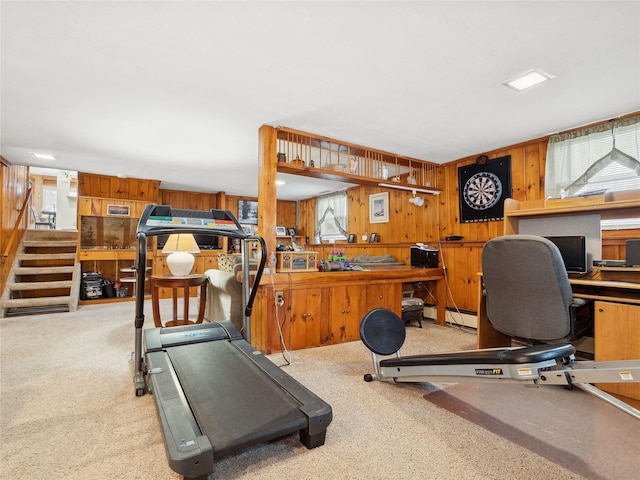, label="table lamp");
[162,233,200,276]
